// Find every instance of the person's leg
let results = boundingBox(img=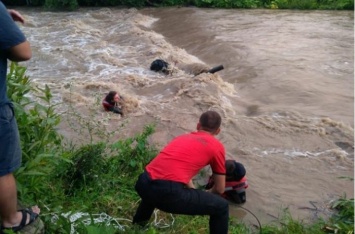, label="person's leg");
[208,197,229,234]
[0,174,40,228]
[132,200,155,225]
[156,185,229,234]
[0,104,40,228]
[0,173,19,225]
[132,172,156,225]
